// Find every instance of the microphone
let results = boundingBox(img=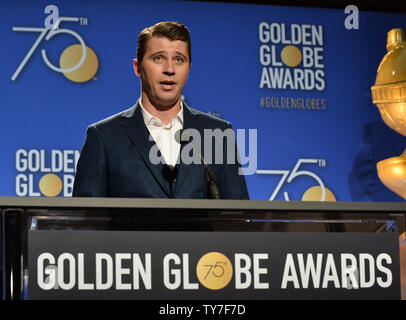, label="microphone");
[162,164,178,198]
[175,129,220,199]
